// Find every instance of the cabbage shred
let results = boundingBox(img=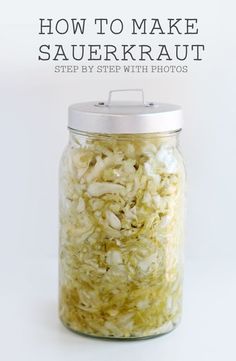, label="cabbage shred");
[59,133,184,338]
